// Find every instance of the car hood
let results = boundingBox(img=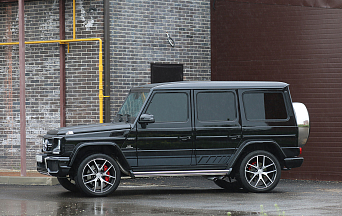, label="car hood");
[47,122,132,136]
